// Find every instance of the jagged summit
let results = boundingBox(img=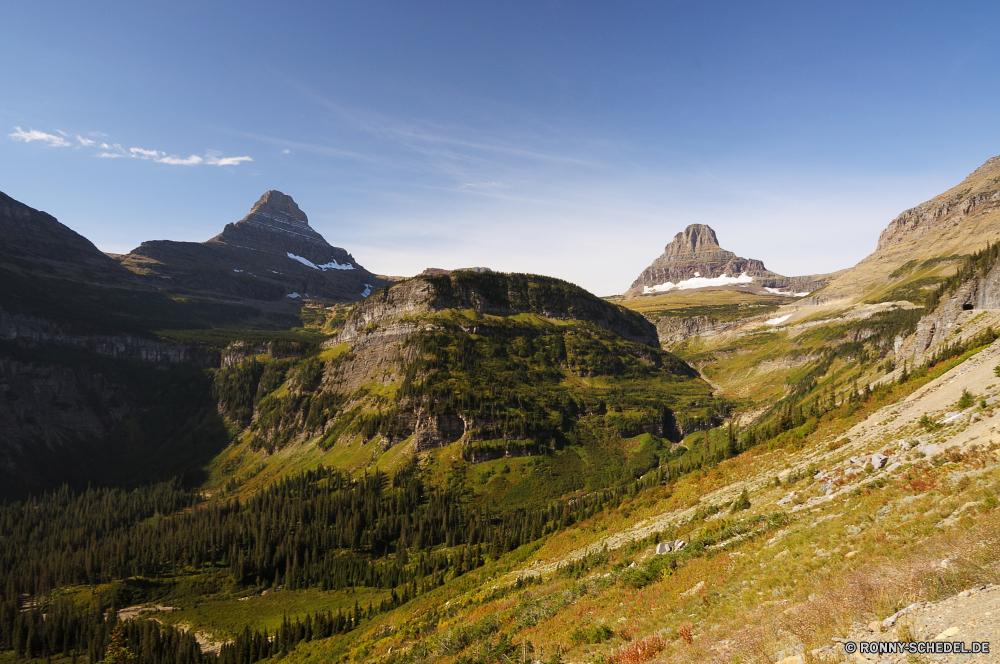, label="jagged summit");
[121,191,388,302]
[659,224,728,259]
[211,191,352,269]
[247,190,309,225]
[626,224,832,298]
